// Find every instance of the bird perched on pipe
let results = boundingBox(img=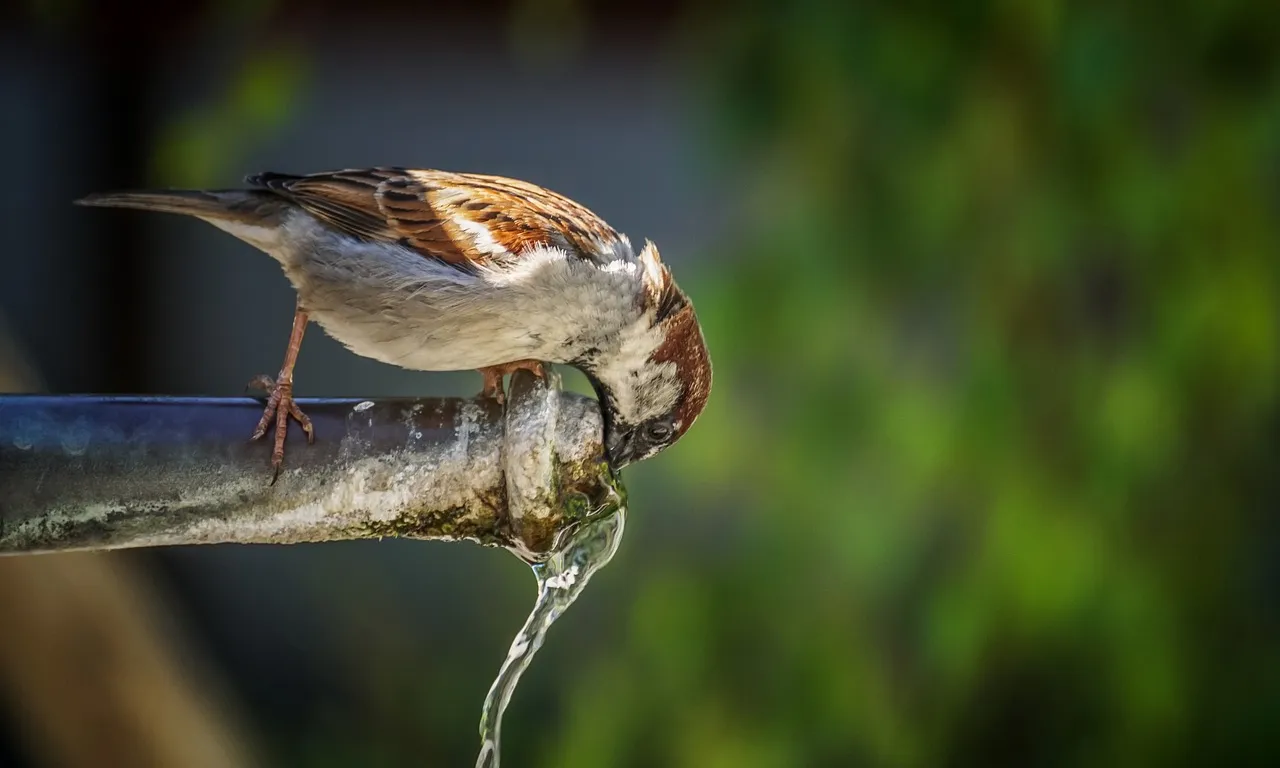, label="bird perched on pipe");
[75,168,712,480]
